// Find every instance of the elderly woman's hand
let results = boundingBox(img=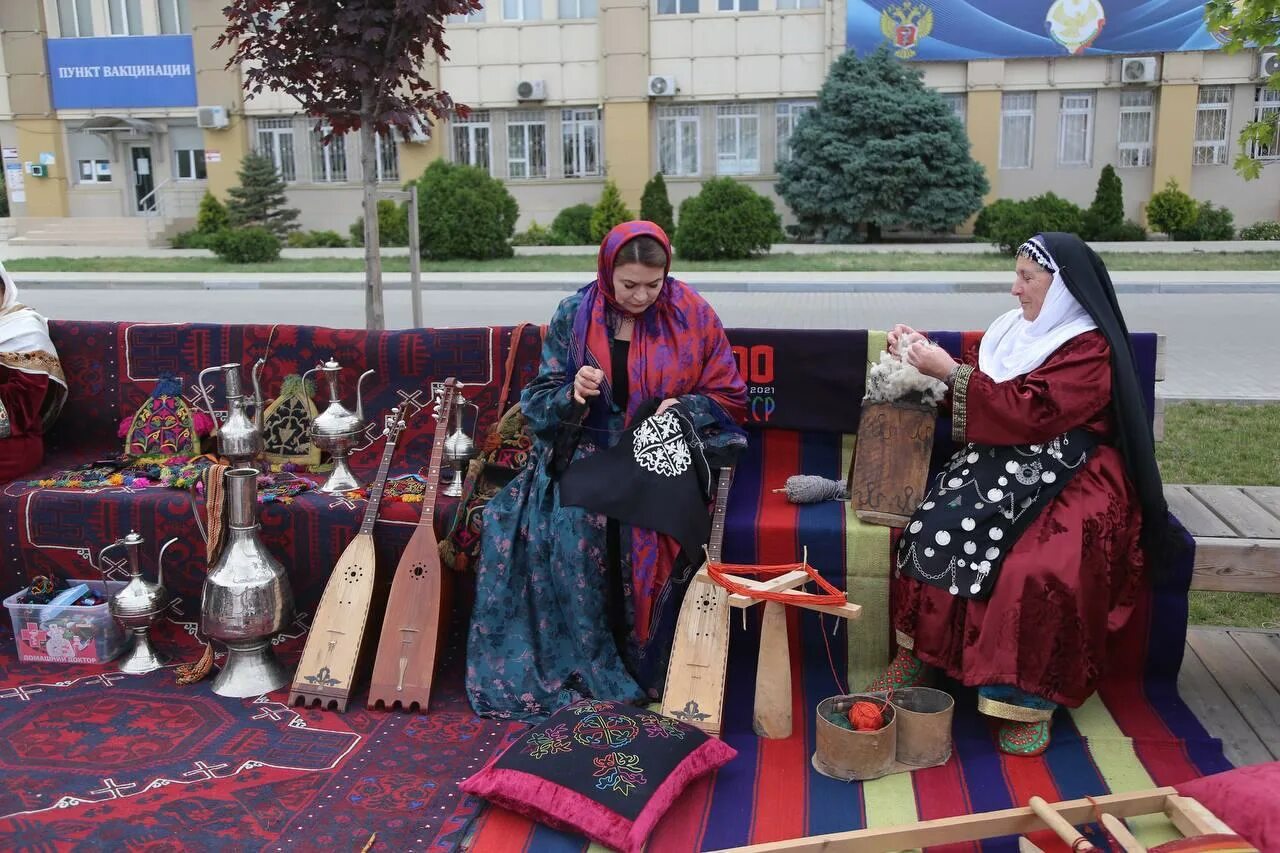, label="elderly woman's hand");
[904,339,959,382]
[887,324,920,357]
